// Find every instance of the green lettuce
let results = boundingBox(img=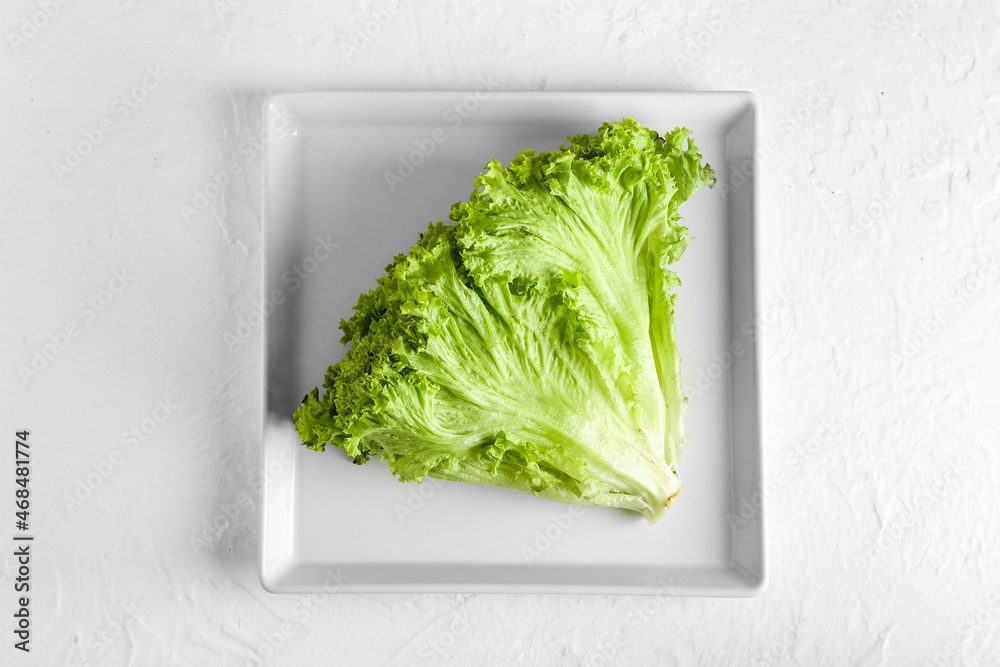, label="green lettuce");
[294,118,715,523]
